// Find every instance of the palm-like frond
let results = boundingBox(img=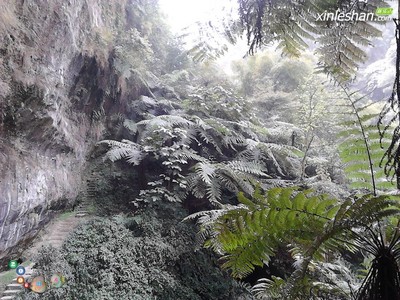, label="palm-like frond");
[195,162,216,185]
[187,160,267,205]
[239,0,385,80]
[227,160,269,177]
[191,186,400,298]
[123,119,138,133]
[316,19,381,81]
[137,114,194,128]
[239,140,303,177]
[338,87,395,193]
[356,226,400,300]
[98,139,144,165]
[187,0,386,81]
